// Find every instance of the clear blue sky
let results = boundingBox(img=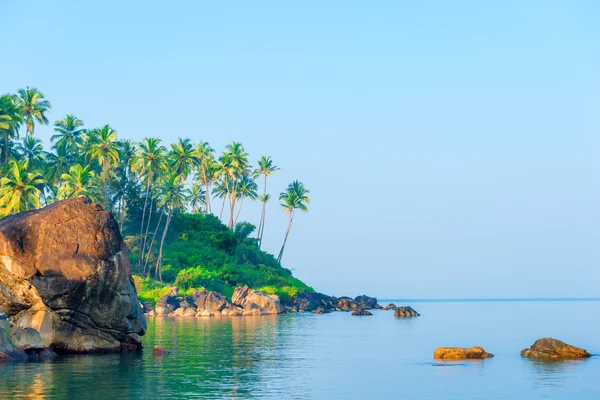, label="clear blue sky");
[3,1,599,298]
